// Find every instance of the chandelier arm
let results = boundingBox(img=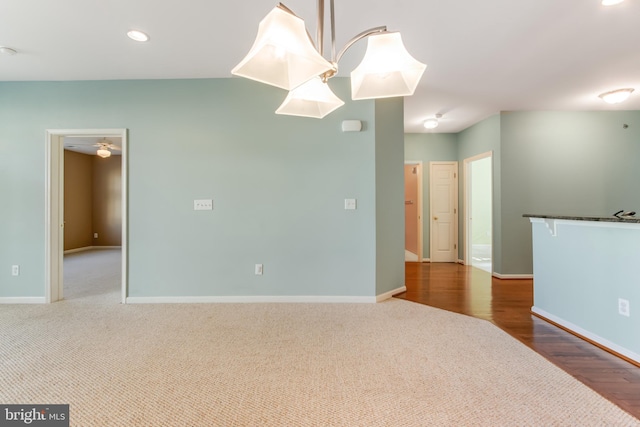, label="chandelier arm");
[330,0,336,62]
[335,26,387,64]
[317,0,324,56]
[276,2,297,16]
